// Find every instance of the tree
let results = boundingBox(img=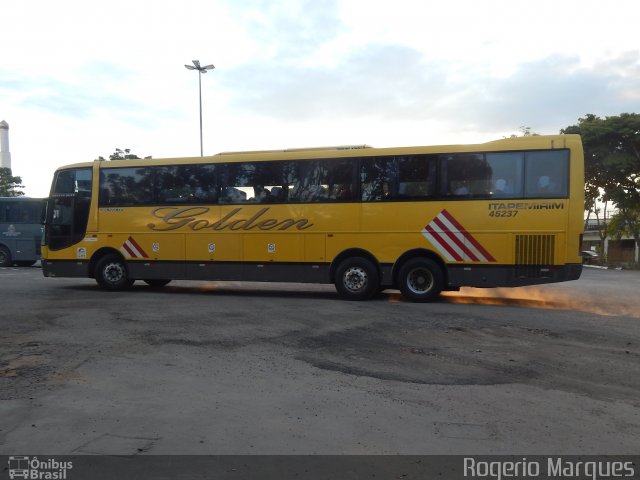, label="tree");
[0,168,25,196]
[562,113,640,263]
[507,126,539,138]
[606,204,640,264]
[96,148,151,161]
